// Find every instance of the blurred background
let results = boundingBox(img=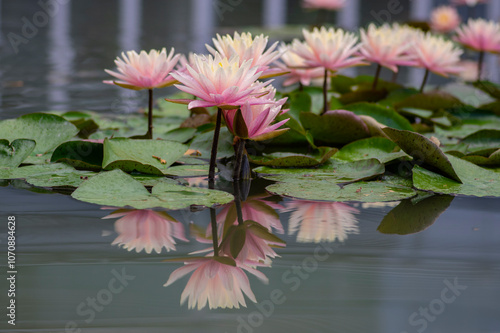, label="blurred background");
[0,0,499,120]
